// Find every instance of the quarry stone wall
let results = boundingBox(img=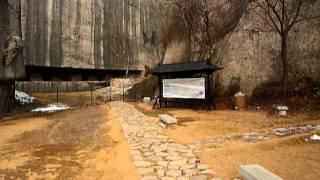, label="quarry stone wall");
[0,0,24,117]
[163,6,320,96]
[0,0,25,81]
[20,0,319,97]
[214,11,320,96]
[21,0,162,71]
